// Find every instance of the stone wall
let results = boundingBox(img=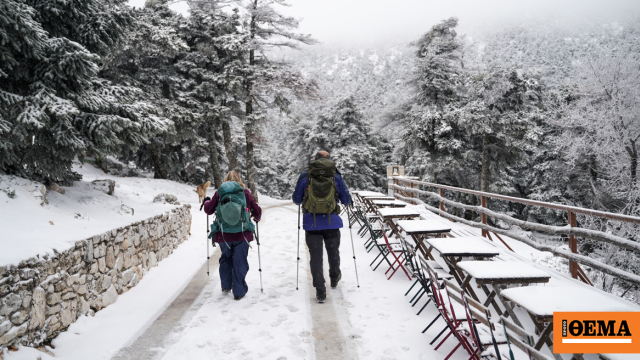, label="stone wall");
[0,205,191,352]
